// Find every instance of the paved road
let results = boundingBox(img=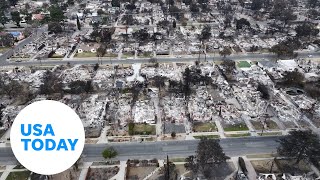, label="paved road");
[2,51,320,67]
[0,136,279,165]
